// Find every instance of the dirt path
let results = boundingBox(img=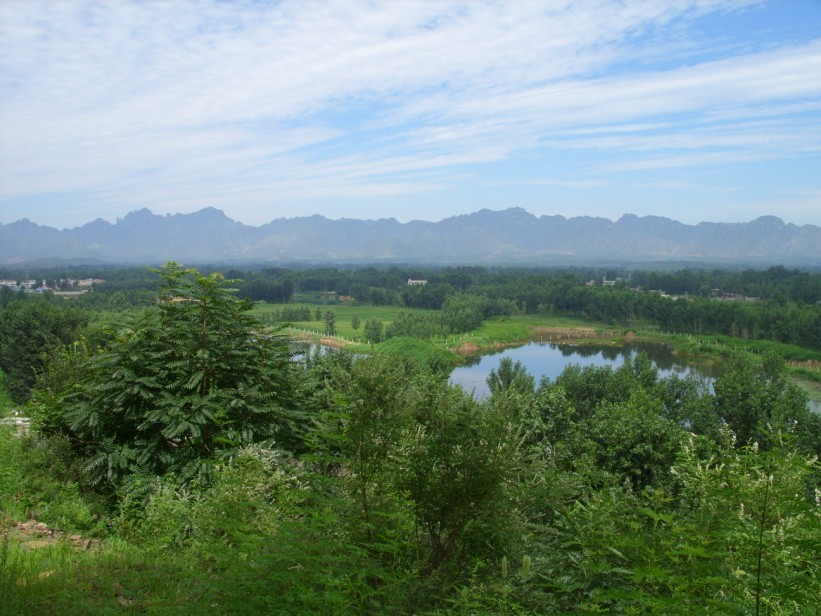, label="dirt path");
[2,518,99,551]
